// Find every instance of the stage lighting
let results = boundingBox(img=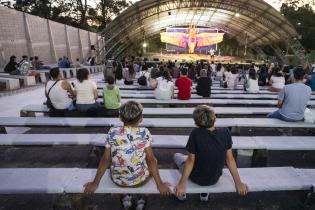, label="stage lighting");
[142,42,148,48]
[235,13,240,17]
